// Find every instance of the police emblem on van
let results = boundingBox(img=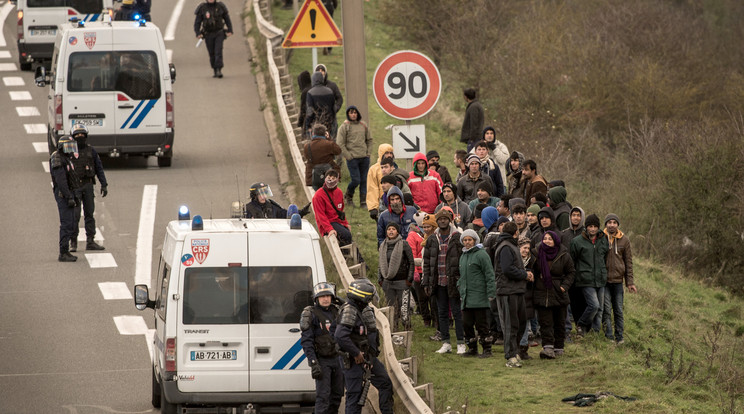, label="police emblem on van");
[191,239,210,264]
[84,32,96,49]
